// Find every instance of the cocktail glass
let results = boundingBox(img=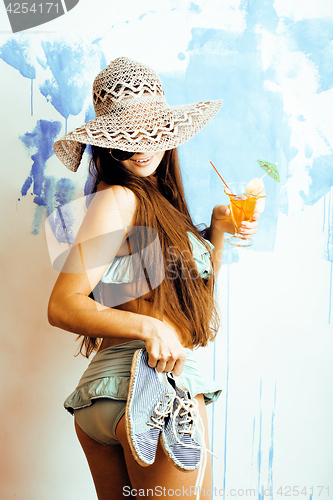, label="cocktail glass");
[224,182,267,247]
